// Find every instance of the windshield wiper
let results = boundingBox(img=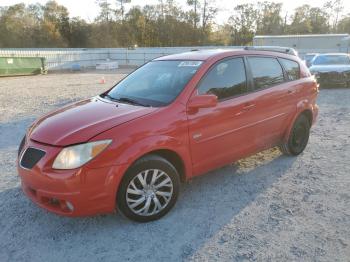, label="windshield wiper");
[101,94,119,101]
[117,97,150,107]
[101,94,150,107]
